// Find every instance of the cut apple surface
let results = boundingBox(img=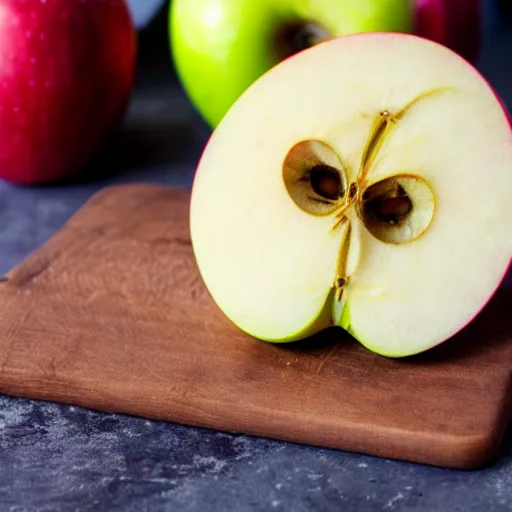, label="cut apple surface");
[190,33,512,358]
